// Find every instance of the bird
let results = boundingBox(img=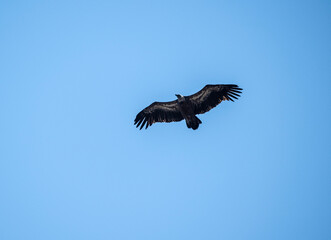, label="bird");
[134,84,242,130]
